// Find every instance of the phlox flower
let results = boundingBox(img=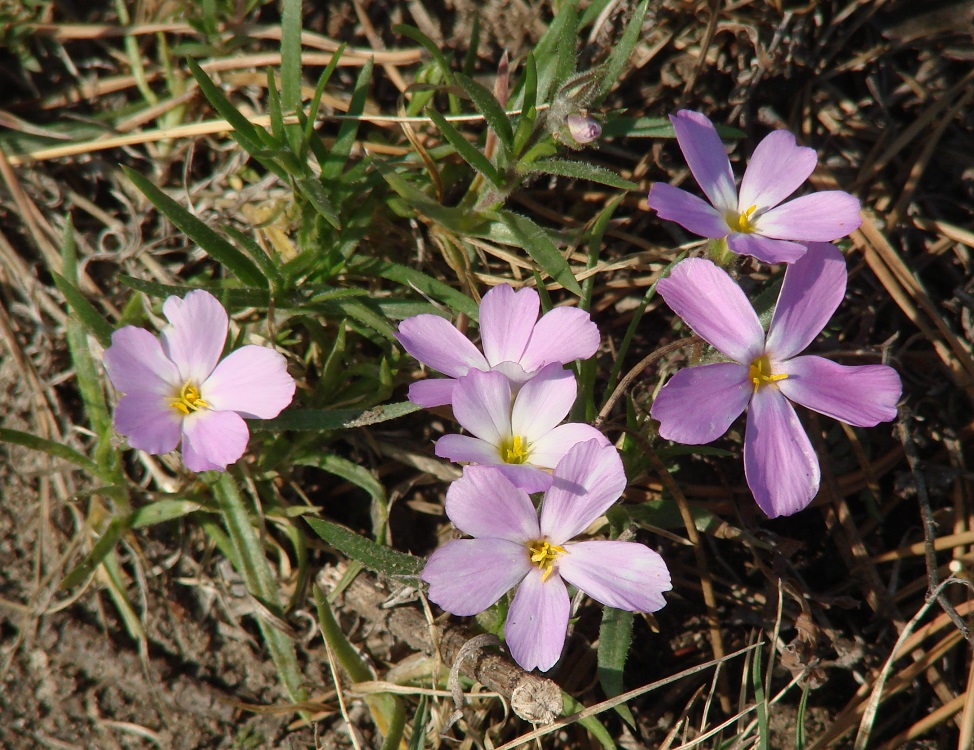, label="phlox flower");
[650,243,901,517]
[423,439,671,672]
[396,284,599,408]
[435,364,609,492]
[103,290,295,472]
[647,110,862,264]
